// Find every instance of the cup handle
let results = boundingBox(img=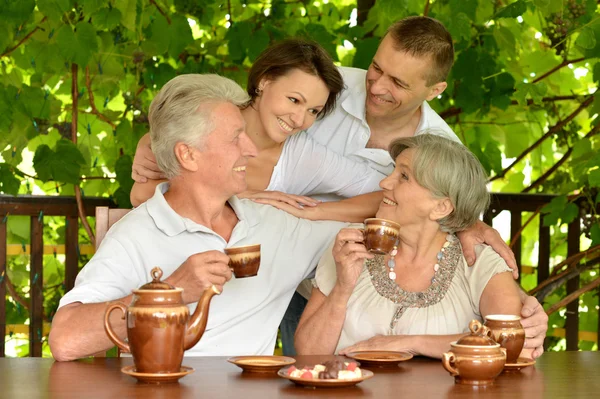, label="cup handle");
[442,352,459,376]
[104,303,130,354]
